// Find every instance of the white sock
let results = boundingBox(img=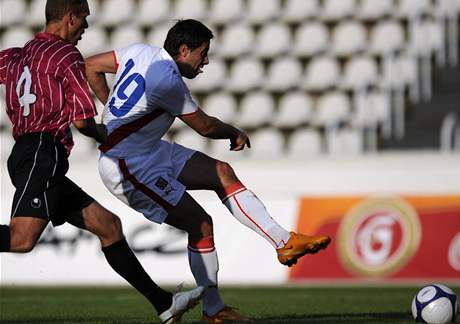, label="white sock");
[221,182,291,249]
[188,237,225,316]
